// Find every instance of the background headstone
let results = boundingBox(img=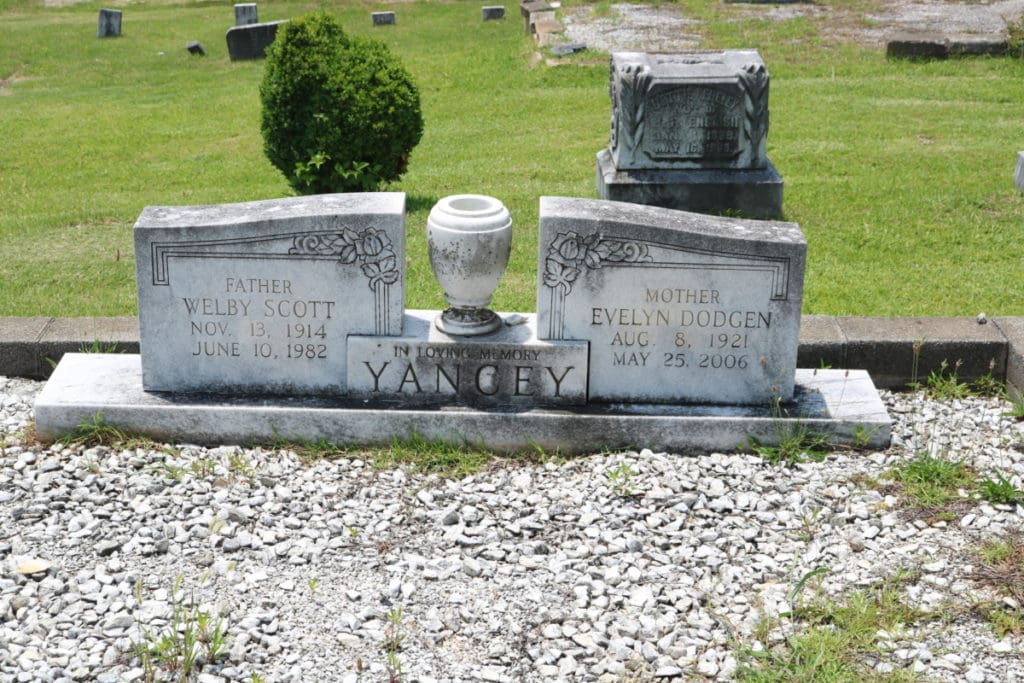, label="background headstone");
[1016,151,1024,195]
[597,50,783,217]
[97,9,122,38]
[482,6,505,21]
[225,20,286,61]
[134,193,406,395]
[234,3,258,26]
[186,41,206,56]
[372,11,396,26]
[537,197,805,405]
